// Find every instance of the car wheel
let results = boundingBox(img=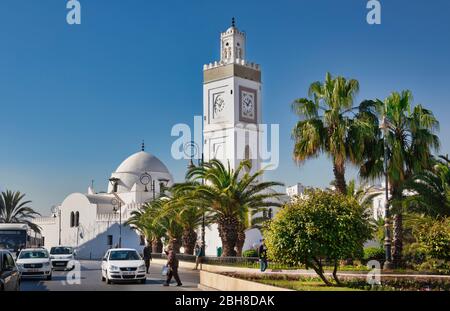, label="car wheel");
[101,275,106,282]
[46,274,52,281]
[140,279,146,284]
[106,277,112,284]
